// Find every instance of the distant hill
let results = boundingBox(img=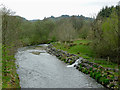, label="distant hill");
[29,15,93,22]
[47,15,93,21]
